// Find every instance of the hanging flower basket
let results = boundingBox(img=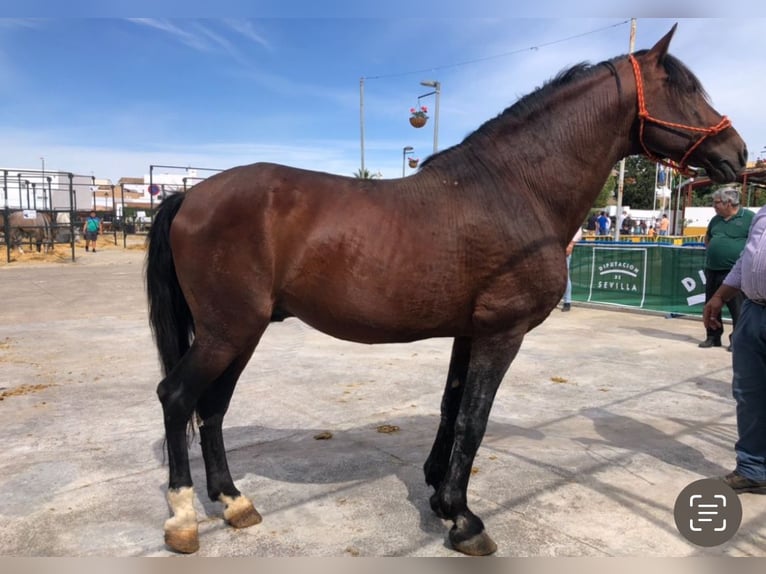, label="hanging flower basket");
[409,105,428,128]
[408,158,420,168]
